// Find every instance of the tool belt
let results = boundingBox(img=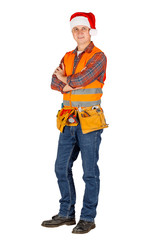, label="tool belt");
[56,105,109,134]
